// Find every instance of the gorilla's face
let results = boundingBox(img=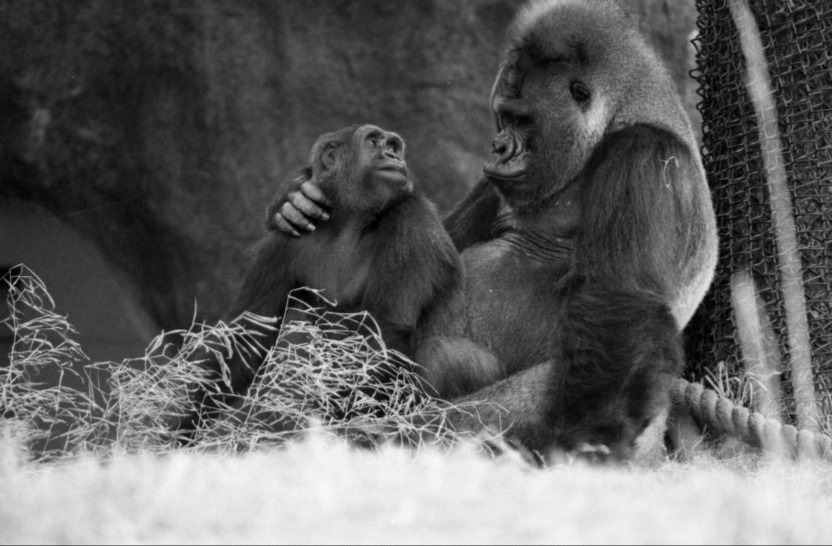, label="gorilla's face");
[315,124,412,215]
[484,29,612,213]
